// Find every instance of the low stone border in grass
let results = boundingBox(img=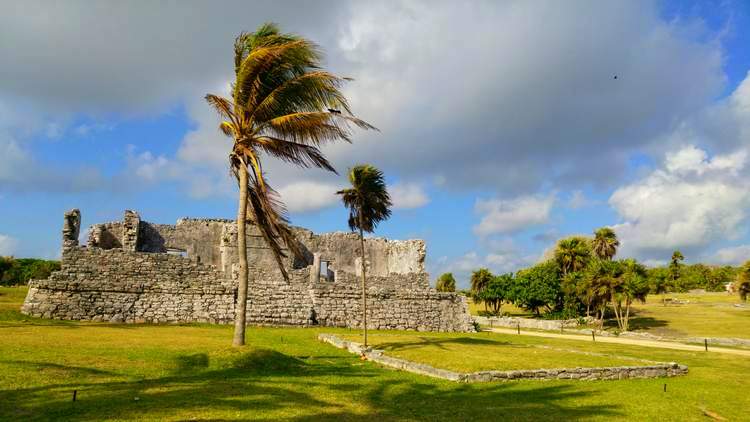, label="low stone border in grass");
[473,315,593,331]
[318,333,688,382]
